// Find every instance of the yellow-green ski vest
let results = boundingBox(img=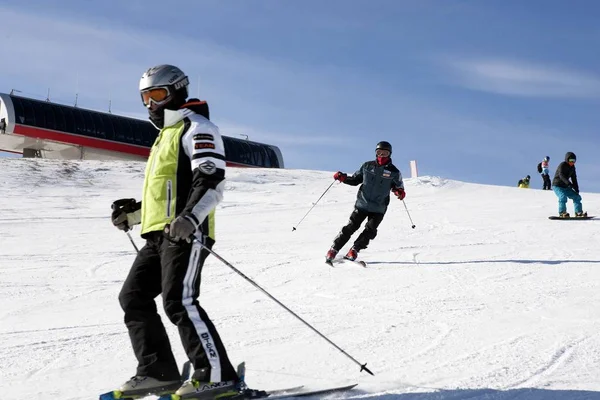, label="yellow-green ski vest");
[140,120,215,238]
